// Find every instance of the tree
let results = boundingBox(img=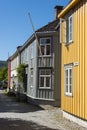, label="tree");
[0,67,8,81]
[0,67,8,88]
